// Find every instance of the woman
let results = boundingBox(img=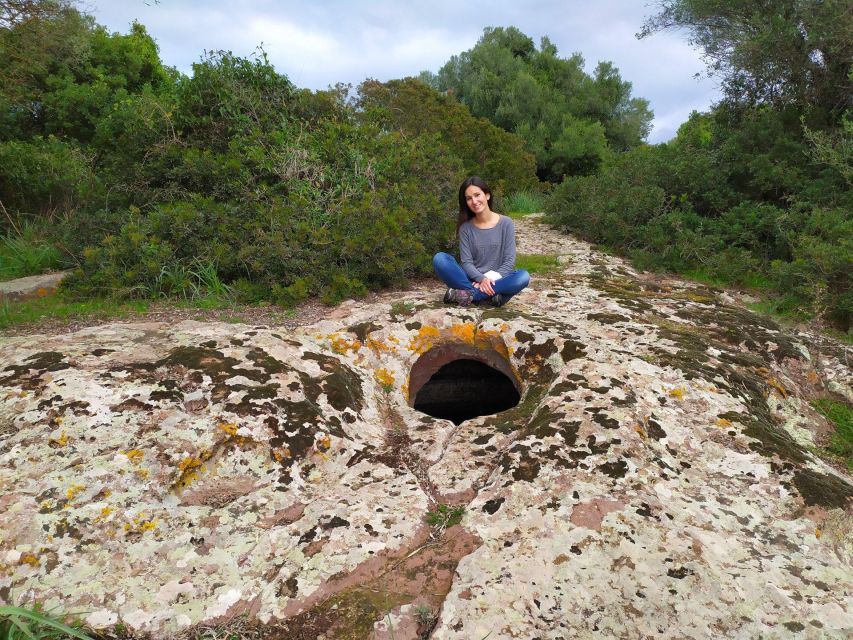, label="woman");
[433,176,530,307]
